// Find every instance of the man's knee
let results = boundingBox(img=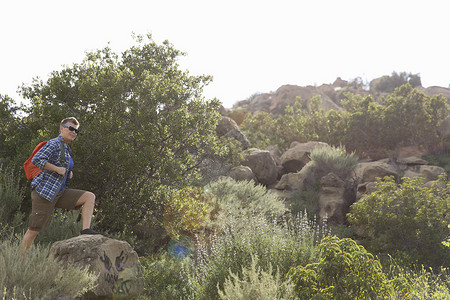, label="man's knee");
[87,192,96,206]
[78,191,95,207]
